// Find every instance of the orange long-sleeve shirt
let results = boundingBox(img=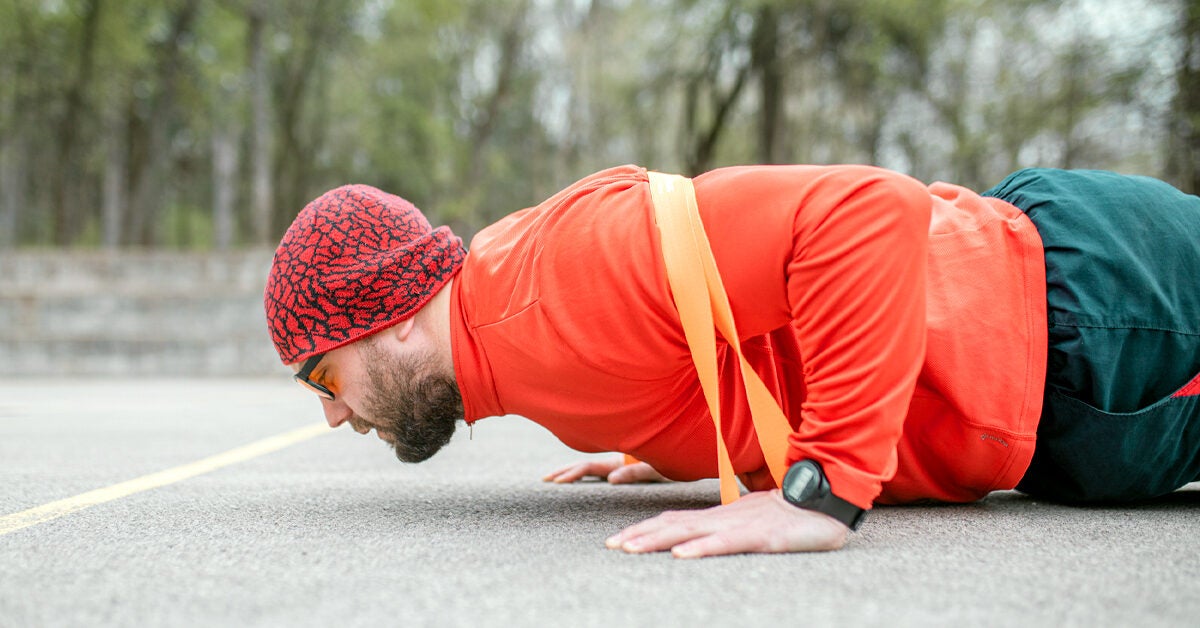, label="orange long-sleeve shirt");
[450,165,1047,508]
